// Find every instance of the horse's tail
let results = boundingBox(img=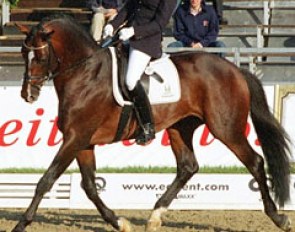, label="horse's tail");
[241,68,291,207]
